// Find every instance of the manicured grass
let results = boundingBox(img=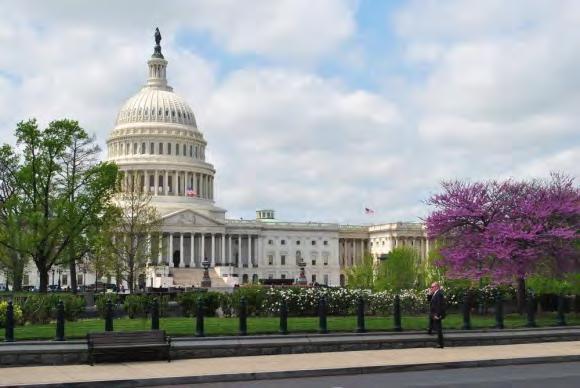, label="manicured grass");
[11,313,579,341]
